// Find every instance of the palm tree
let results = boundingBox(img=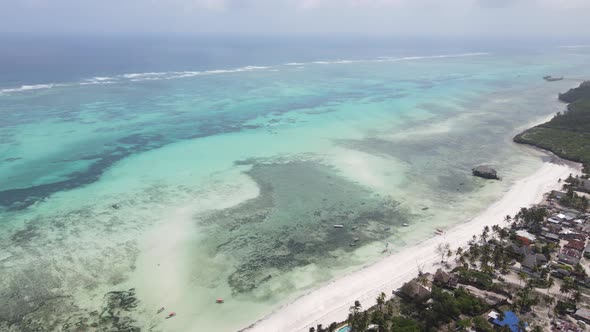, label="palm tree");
[518,272,528,287]
[573,290,582,304]
[376,292,386,312]
[436,242,450,263]
[560,277,572,301]
[545,295,555,317]
[480,226,490,243]
[492,224,500,240]
[455,247,463,262]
